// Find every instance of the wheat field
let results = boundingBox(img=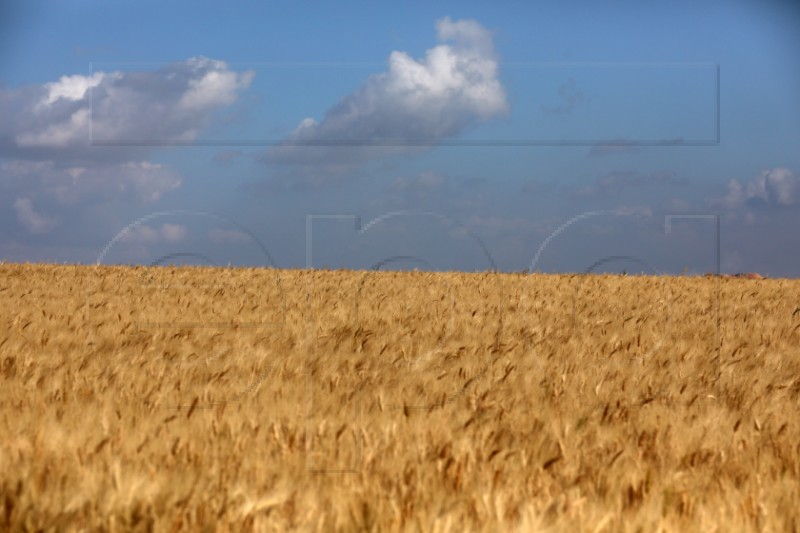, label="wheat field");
[1,263,799,531]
